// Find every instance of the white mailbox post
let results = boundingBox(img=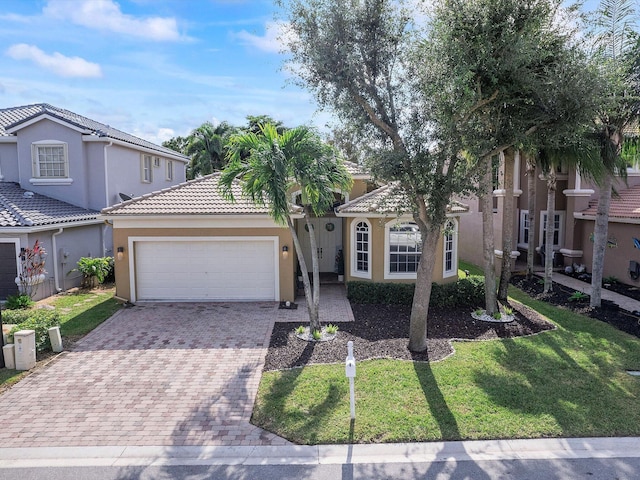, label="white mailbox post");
[345,340,356,419]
